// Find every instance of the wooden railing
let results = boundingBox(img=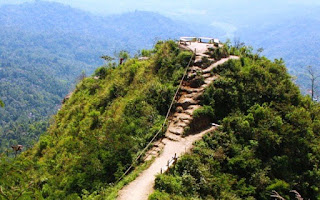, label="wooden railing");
[160,153,178,174]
